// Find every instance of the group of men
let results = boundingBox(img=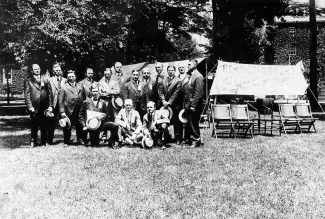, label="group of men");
[24,59,204,149]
